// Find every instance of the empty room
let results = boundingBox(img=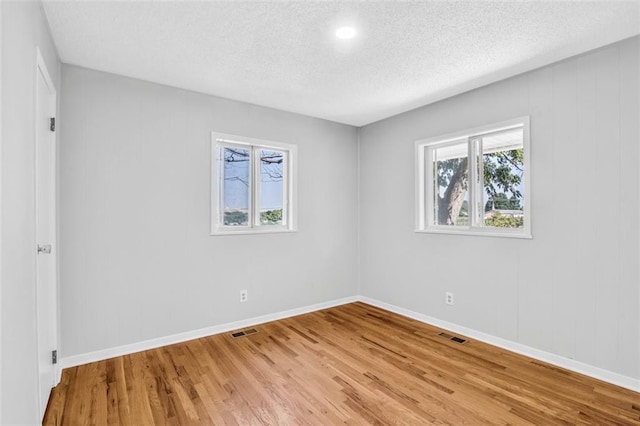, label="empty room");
[1,0,639,424]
